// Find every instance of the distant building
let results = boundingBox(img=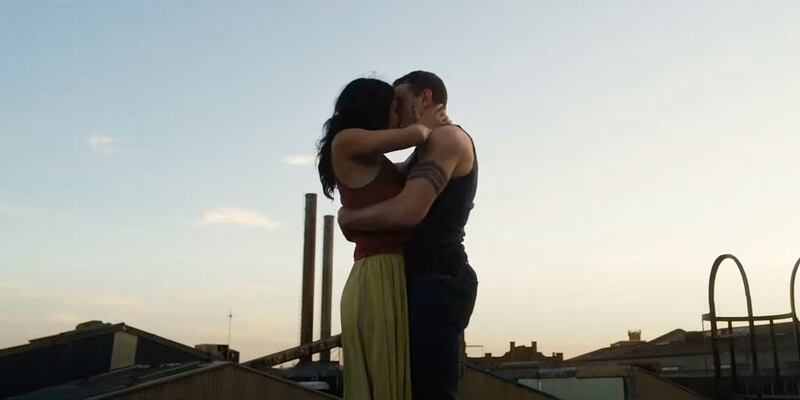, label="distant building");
[510,364,707,400]
[468,341,564,370]
[195,343,240,363]
[465,335,709,399]
[568,323,800,397]
[609,330,645,348]
[0,321,233,399]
